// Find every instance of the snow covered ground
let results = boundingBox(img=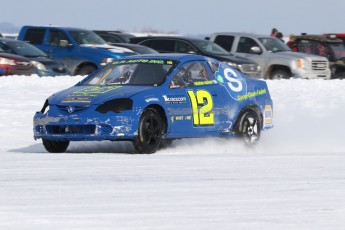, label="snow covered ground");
[1,75,345,229]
